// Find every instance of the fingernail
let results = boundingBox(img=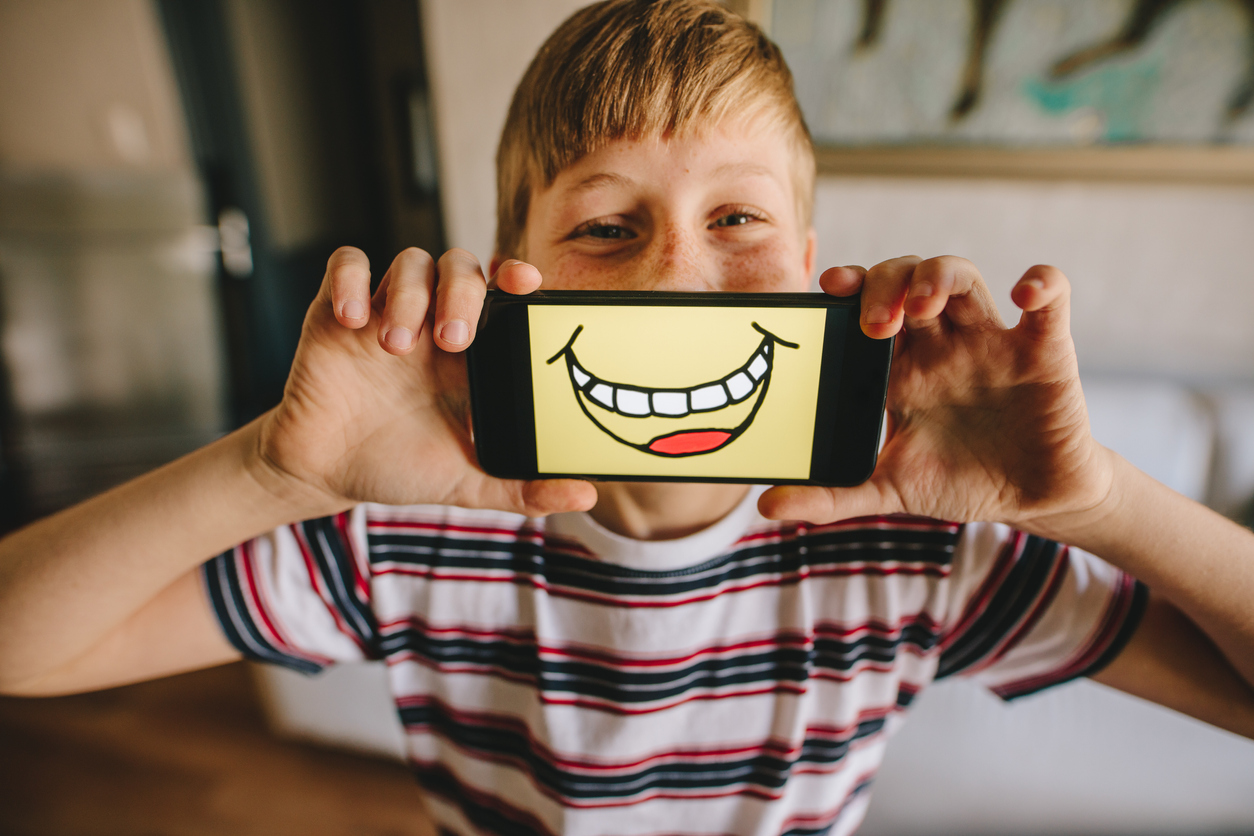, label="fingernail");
[342,300,365,319]
[910,283,934,299]
[441,320,469,345]
[866,304,892,324]
[386,327,414,349]
[1023,278,1045,290]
